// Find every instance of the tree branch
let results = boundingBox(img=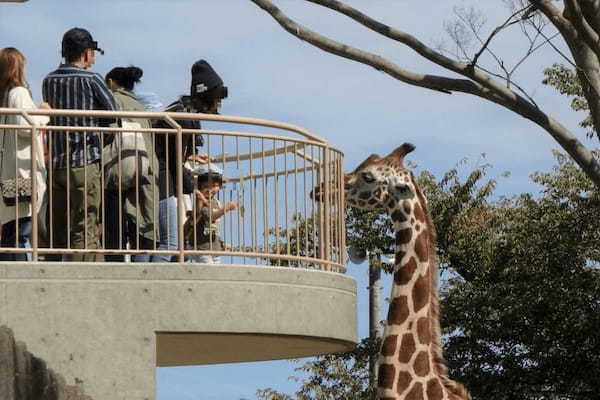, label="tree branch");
[564,0,600,56]
[250,0,600,187]
[529,0,580,40]
[579,0,600,33]
[250,0,465,94]
[300,0,553,117]
[471,4,533,67]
